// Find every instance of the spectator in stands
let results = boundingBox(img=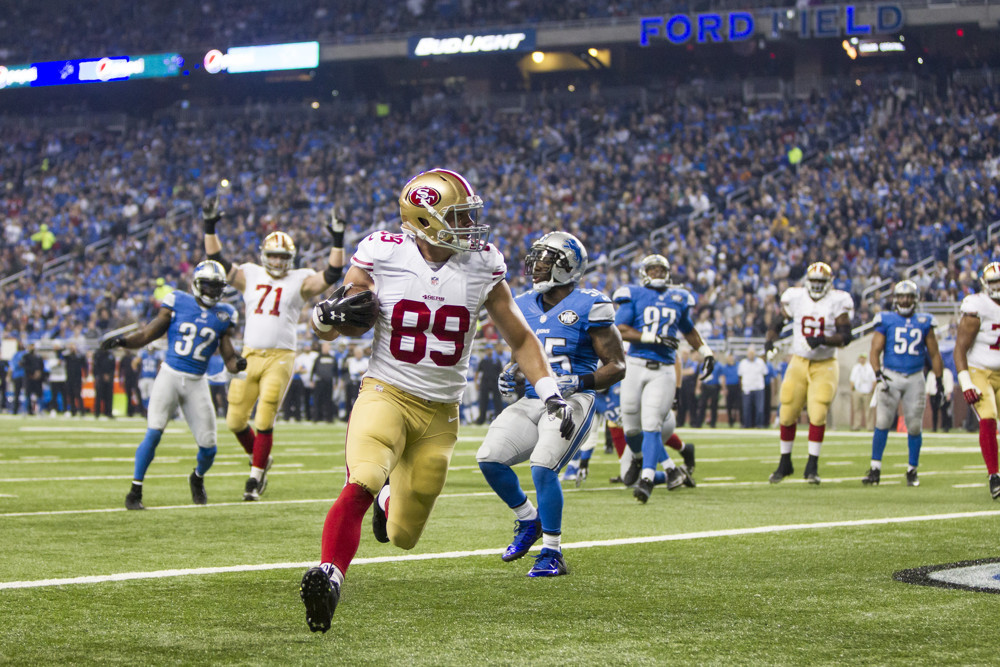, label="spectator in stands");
[92,347,116,419]
[22,343,44,416]
[738,346,768,428]
[849,353,876,431]
[721,352,741,427]
[46,347,68,414]
[475,344,504,425]
[10,342,26,415]
[343,345,369,422]
[697,355,724,428]
[677,350,699,427]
